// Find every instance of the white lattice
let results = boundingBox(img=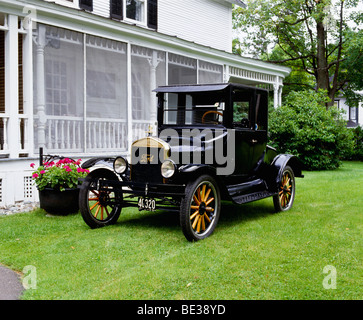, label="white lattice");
[24,176,34,199]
